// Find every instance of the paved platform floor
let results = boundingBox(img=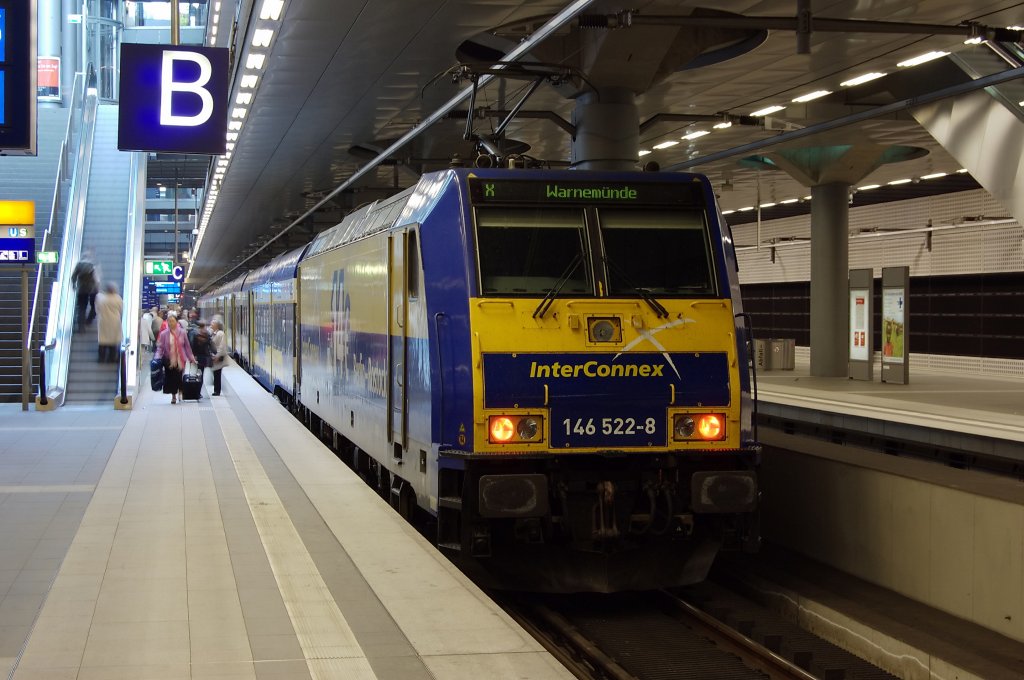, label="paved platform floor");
[2,365,571,680]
